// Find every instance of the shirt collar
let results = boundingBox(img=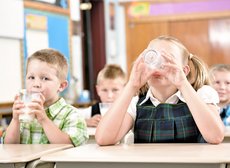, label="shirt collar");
[139,89,186,106]
[47,97,67,117]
